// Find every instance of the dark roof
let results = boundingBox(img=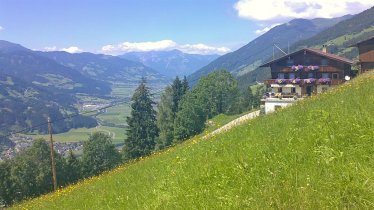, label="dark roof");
[349,36,374,47]
[260,48,354,67]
